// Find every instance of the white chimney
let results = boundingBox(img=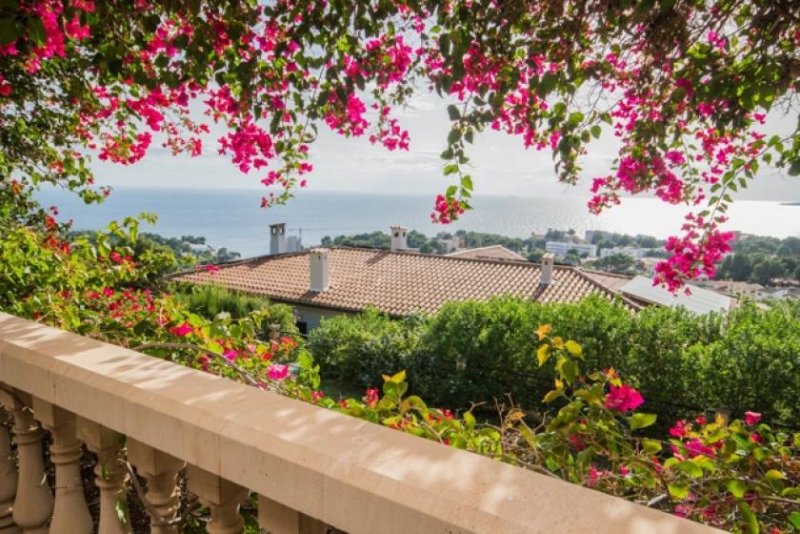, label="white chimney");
[270,223,286,255]
[309,248,330,292]
[540,253,555,285]
[390,225,408,251]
